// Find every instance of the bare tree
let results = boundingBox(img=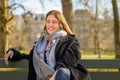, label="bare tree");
[79,0,101,57]
[93,0,101,57]
[61,0,74,31]
[0,0,26,57]
[112,0,120,58]
[0,0,11,57]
